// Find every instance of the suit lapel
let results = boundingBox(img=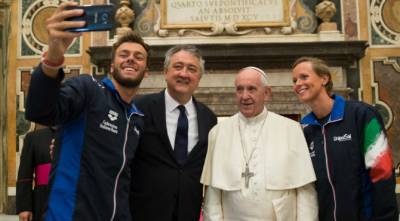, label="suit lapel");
[187,98,207,159]
[151,93,209,164]
[150,91,175,156]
